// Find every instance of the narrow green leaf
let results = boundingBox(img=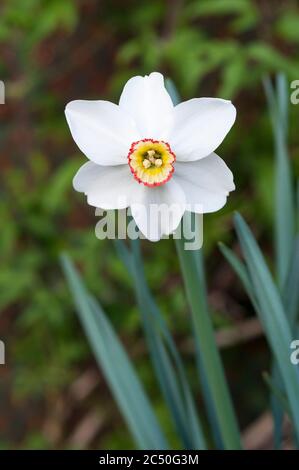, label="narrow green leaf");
[263,371,291,416]
[276,73,288,133]
[61,253,168,450]
[190,248,225,449]
[263,74,295,447]
[234,213,299,440]
[270,363,284,449]
[165,79,230,449]
[263,74,295,287]
[175,232,242,450]
[165,78,180,105]
[219,240,285,448]
[218,242,257,306]
[283,236,299,328]
[116,237,206,449]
